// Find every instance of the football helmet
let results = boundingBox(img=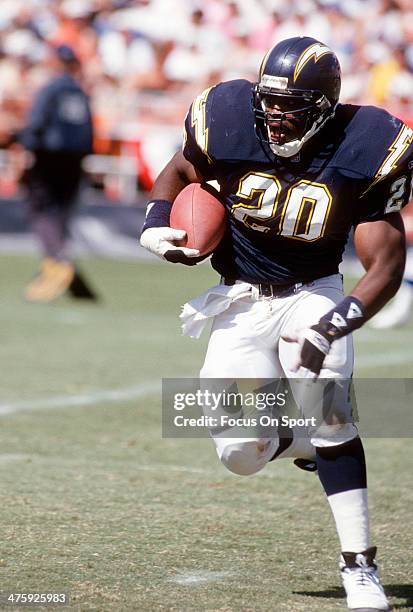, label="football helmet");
[253,36,341,157]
